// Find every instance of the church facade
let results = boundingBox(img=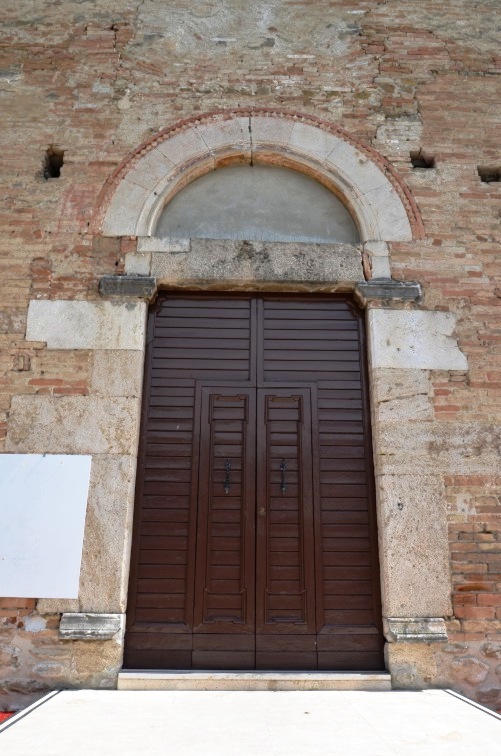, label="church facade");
[0,1,500,712]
